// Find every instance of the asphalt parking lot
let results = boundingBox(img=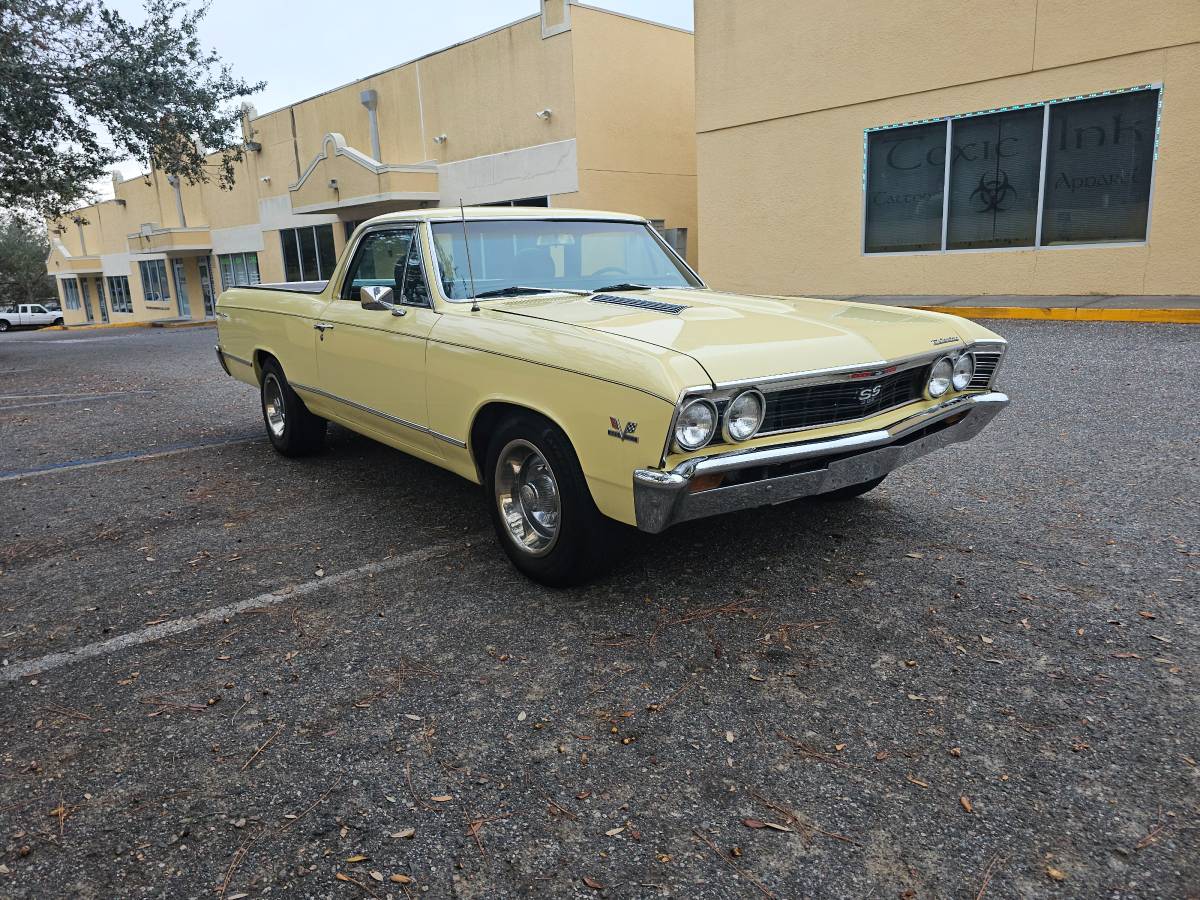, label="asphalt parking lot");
[1,321,1197,899]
